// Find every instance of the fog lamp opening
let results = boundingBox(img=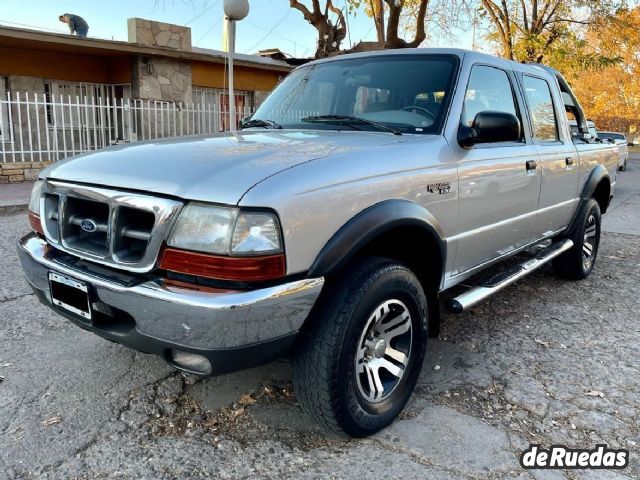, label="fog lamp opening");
[169,350,212,375]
